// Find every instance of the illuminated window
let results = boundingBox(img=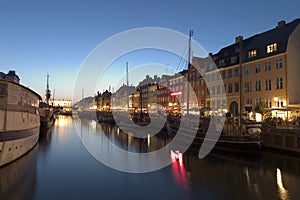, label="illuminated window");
[248,50,257,58]
[266,97,272,108]
[267,43,278,53]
